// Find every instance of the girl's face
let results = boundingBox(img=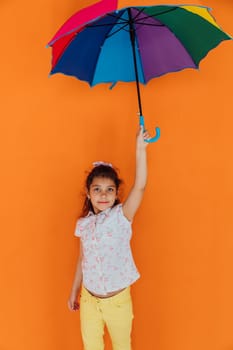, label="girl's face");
[88,176,117,214]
